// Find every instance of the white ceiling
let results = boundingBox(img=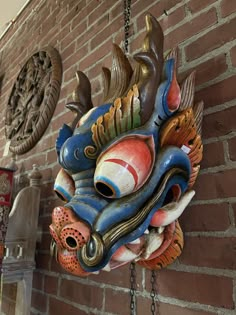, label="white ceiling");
[0,0,30,37]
